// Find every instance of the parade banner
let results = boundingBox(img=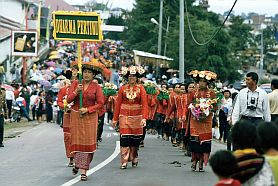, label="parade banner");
[11,31,38,57]
[52,11,103,41]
